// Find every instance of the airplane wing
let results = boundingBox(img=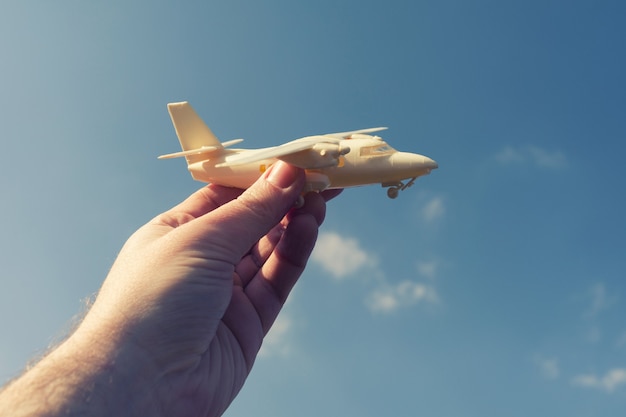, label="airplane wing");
[322,127,387,139]
[216,136,350,169]
[215,127,386,169]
